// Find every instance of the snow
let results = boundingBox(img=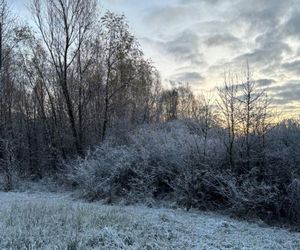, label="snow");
[0,192,299,249]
